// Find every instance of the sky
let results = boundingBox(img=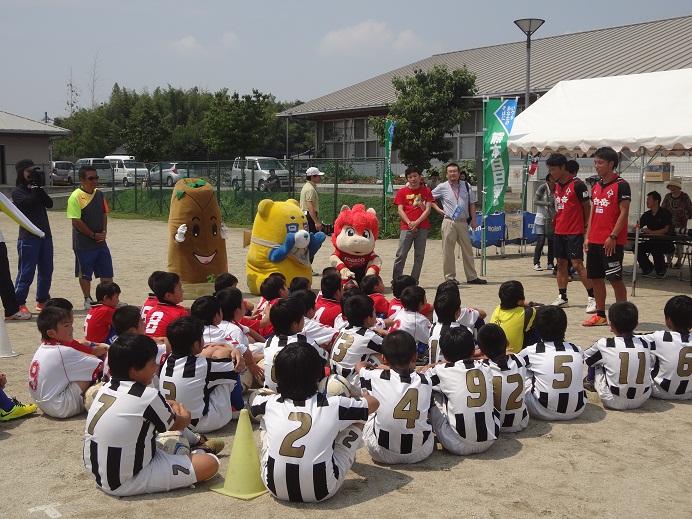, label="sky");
[2,0,691,122]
